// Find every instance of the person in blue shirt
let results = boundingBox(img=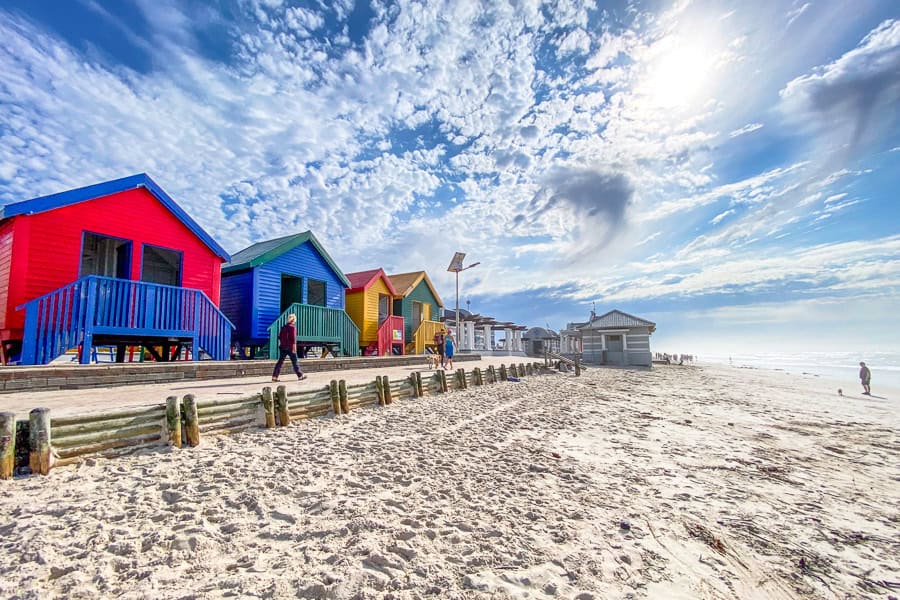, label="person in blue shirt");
[445,330,456,370]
